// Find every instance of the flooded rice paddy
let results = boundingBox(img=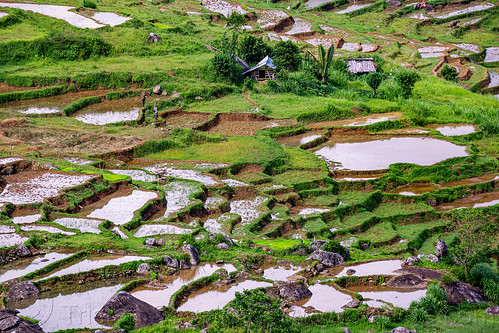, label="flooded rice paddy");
[0,252,71,283]
[348,286,426,309]
[276,132,324,147]
[52,217,103,234]
[307,112,402,129]
[134,223,194,237]
[92,12,132,27]
[484,47,499,63]
[73,97,141,125]
[20,224,76,236]
[0,156,23,165]
[298,208,331,217]
[151,181,198,221]
[434,124,476,136]
[262,264,302,281]
[336,3,373,14]
[109,169,158,183]
[0,232,28,247]
[290,284,352,316]
[11,213,41,224]
[332,260,403,277]
[201,0,247,17]
[230,196,267,224]
[433,192,499,211]
[436,3,494,19]
[145,163,220,186]
[203,213,232,234]
[131,263,236,308]
[315,137,469,171]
